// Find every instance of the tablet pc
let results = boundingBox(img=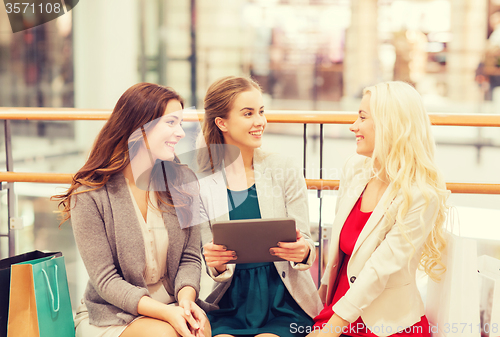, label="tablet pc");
[212,218,296,264]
